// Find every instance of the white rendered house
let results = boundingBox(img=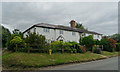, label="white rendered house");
[23,20,102,43]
